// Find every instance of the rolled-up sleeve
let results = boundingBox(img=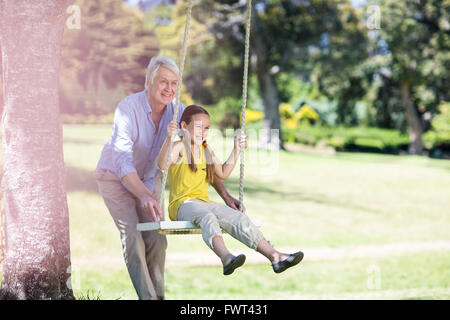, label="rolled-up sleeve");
[111,101,137,180]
